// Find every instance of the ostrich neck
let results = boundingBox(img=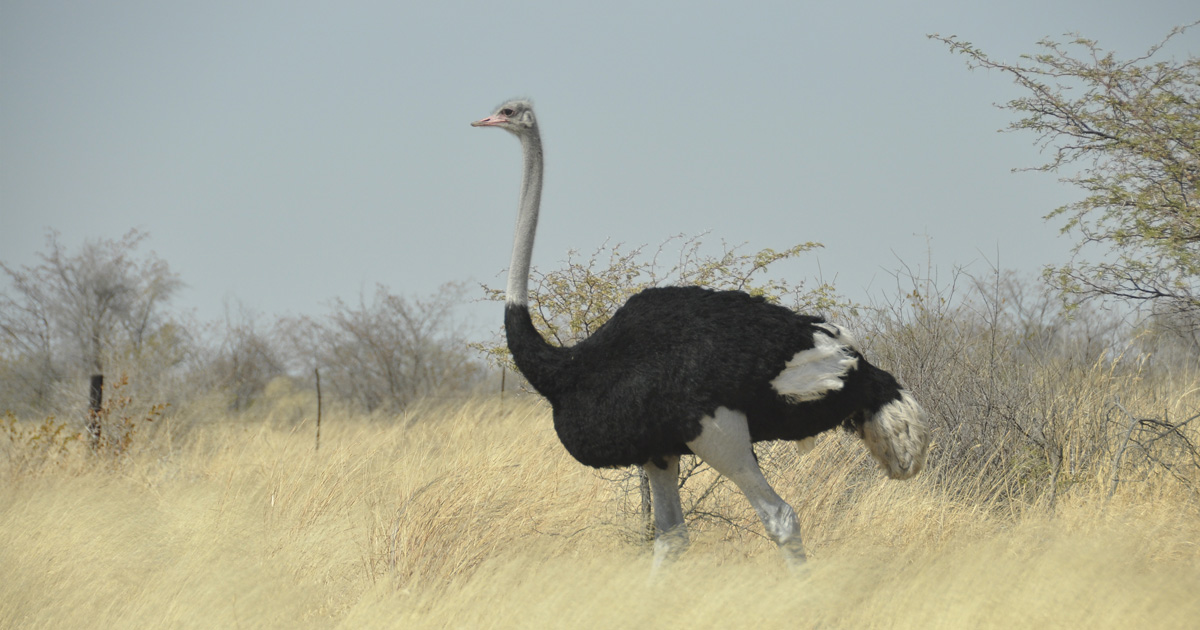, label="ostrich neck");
[502,127,565,398]
[507,131,543,306]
